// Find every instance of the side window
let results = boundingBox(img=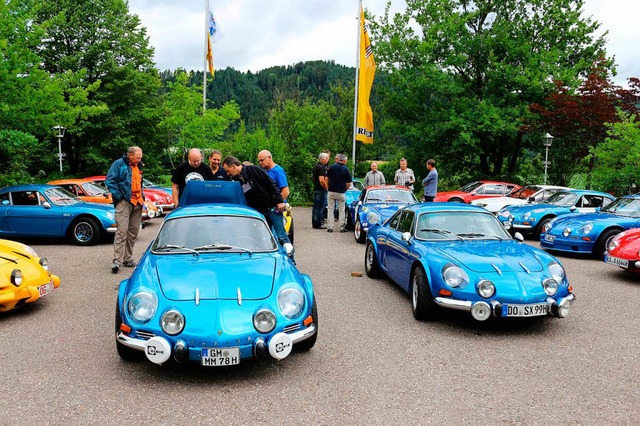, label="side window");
[63,185,77,195]
[388,210,402,230]
[483,184,505,195]
[352,180,364,191]
[397,211,415,234]
[11,191,40,206]
[505,185,517,195]
[586,196,605,207]
[474,185,486,195]
[0,192,9,205]
[578,195,593,208]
